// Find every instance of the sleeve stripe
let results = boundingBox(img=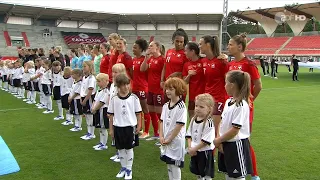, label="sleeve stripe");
[201,139,211,145]
[232,123,242,129]
[176,122,185,125]
[135,111,142,114]
[107,112,114,115]
[185,136,191,139]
